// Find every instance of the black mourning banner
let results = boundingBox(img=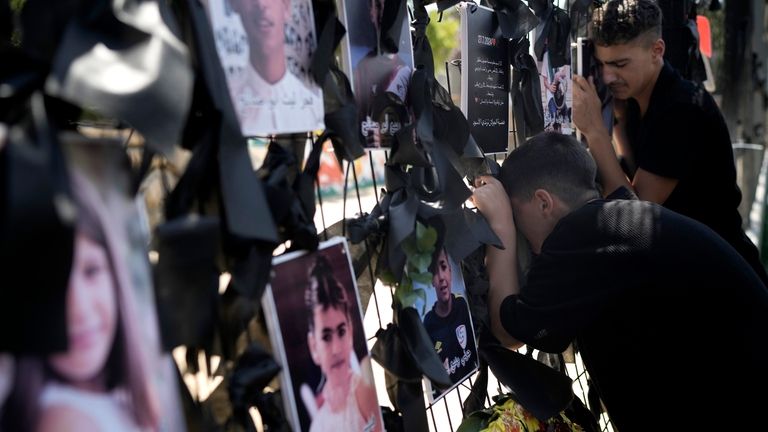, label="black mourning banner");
[460,4,510,155]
